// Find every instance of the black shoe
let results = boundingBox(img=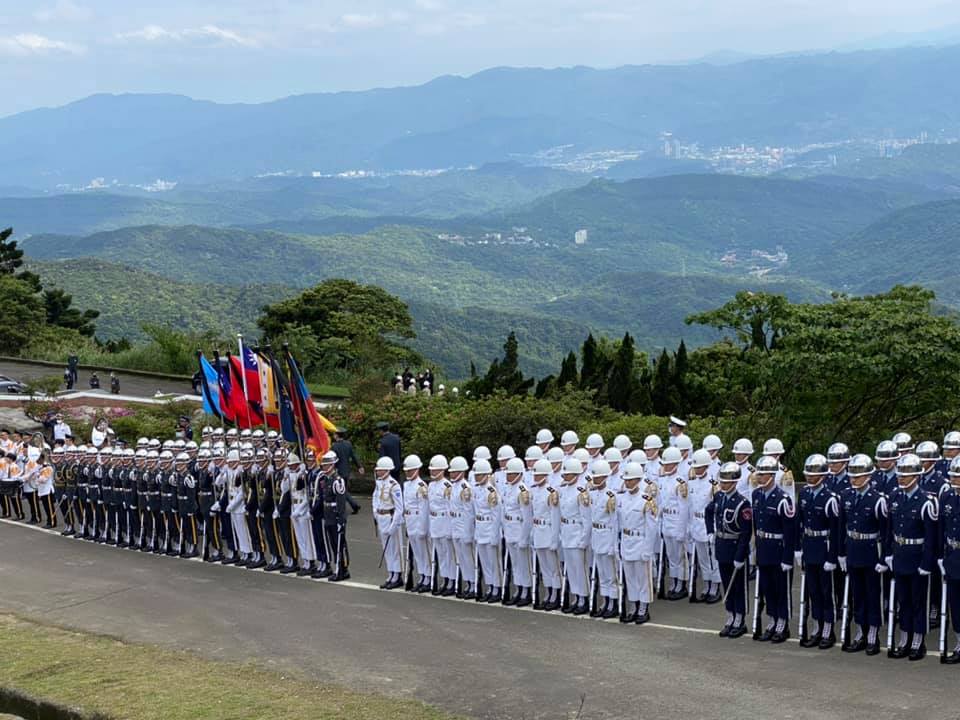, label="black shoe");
[944,650,960,665]
[502,594,517,606]
[264,562,281,572]
[543,599,557,611]
[328,571,350,582]
[280,565,297,574]
[666,589,683,601]
[182,550,198,559]
[888,645,910,659]
[818,632,836,650]
[909,644,926,661]
[866,640,881,656]
[351,505,360,515]
[572,604,588,616]
[487,591,501,604]
[799,636,819,648]
[516,595,532,608]
[756,628,774,642]
[379,579,391,589]
[312,567,332,579]
[601,604,618,619]
[561,603,574,614]
[296,567,312,577]
[705,591,722,605]
[247,558,266,570]
[463,590,476,600]
[719,624,732,637]
[416,583,431,594]
[843,637,867,653]
[729,623,747,638]
[442,587,456,597]
[634,610,650,625]
[61,528,75,536]
[220,556,237,565]
[387,579,405,590]
[771,629,790,644]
